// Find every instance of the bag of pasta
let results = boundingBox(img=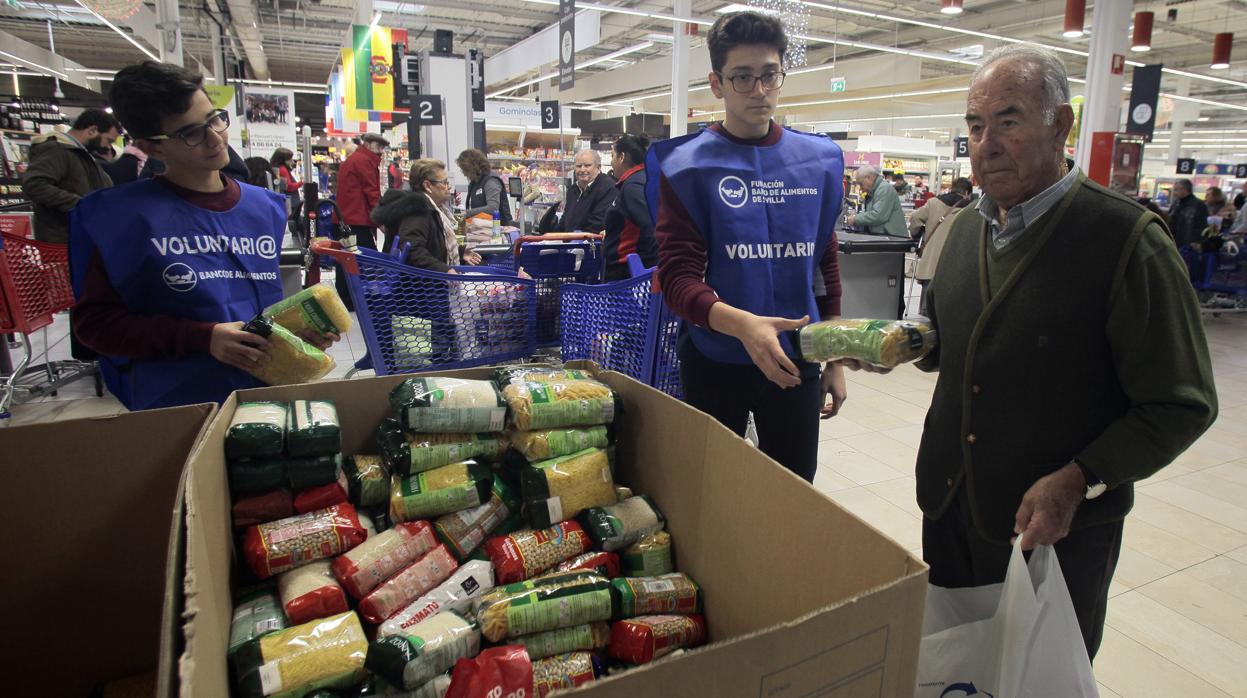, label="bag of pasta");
[521,448,617,528]
[286,400,341,457]
[344,455,391,508]
[553,551,621,578]
[389,461,494,523]
[434,478,521,561]
[263,284,352,337]
[377,418,507,477]
[243,503,369,580]
[483,521,592,584]
[493,365,592,387]
[233,611,368,698]
[389,378,507,433]
[792,318,936,369]
[509,425,611,462]
[580,495,666,552]
[474,570,613,642]
[366,612,481,690]
[513,622,612,661]
[501,379,618,431]
[241,315,336,386]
